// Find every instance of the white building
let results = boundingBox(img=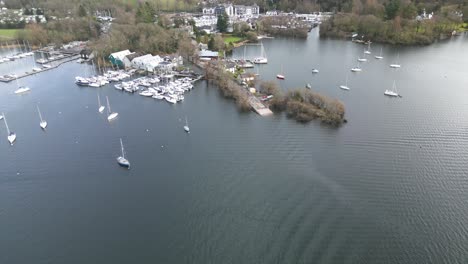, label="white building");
[131,54,163,72]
